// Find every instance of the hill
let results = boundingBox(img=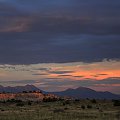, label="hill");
[50,86,120,99]
[0,85,119,100]
[0,85,40,93]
